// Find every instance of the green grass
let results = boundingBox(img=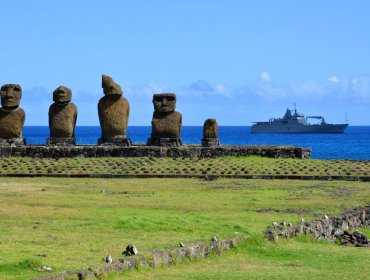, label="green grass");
[0,177,369,279]
[0,156,370,178]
